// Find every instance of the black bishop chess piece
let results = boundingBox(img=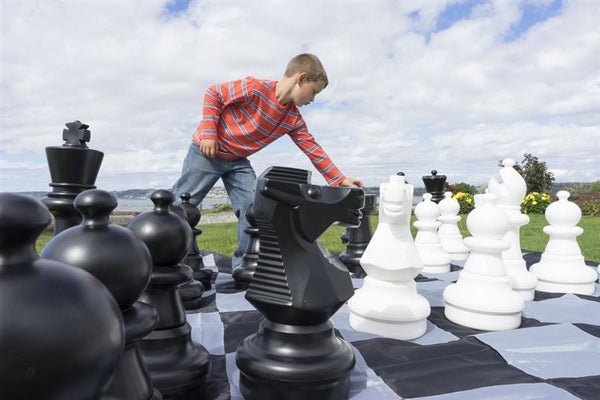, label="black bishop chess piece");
[0,193,124,400]
[338,193,377,277]
[128,190,210,400]
[41,189,162,400]
[422,169,447,203]
[235,166,365,400]
[43,120,104,235]
[232,203,259,289]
